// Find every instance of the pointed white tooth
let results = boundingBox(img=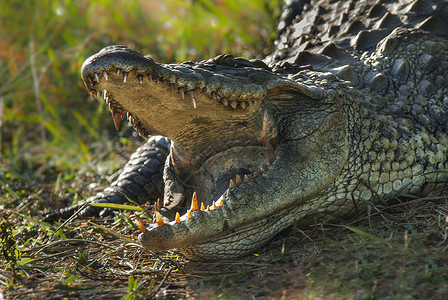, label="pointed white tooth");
[236,174,242,185]
[123,72,128,83]
[94,73,100,82]
[179,87,185,99]
[186,91,197,109]
[138,75,143,84]
[103,71,108,80]
[117,69,121,75]
[229,179,235,189]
